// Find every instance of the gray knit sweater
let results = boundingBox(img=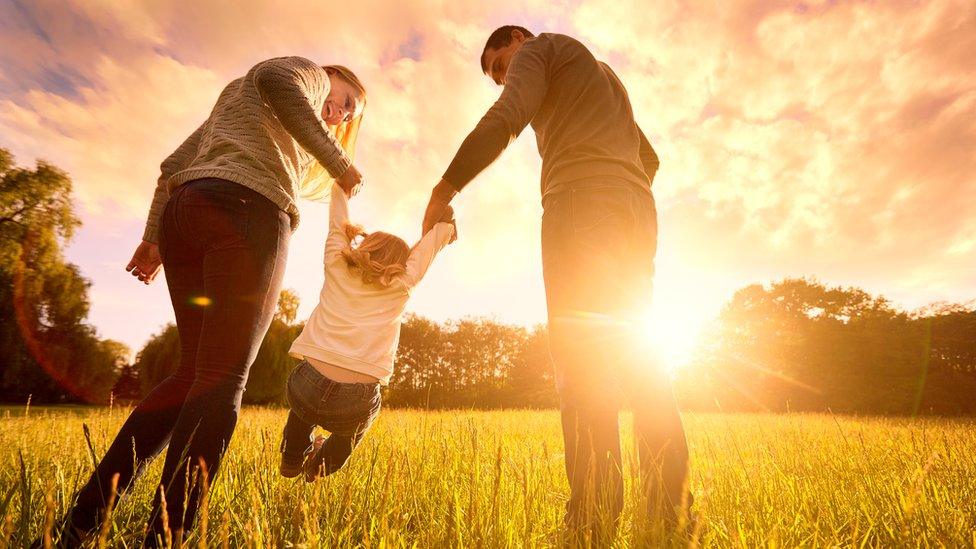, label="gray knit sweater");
[142,56,352,243]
